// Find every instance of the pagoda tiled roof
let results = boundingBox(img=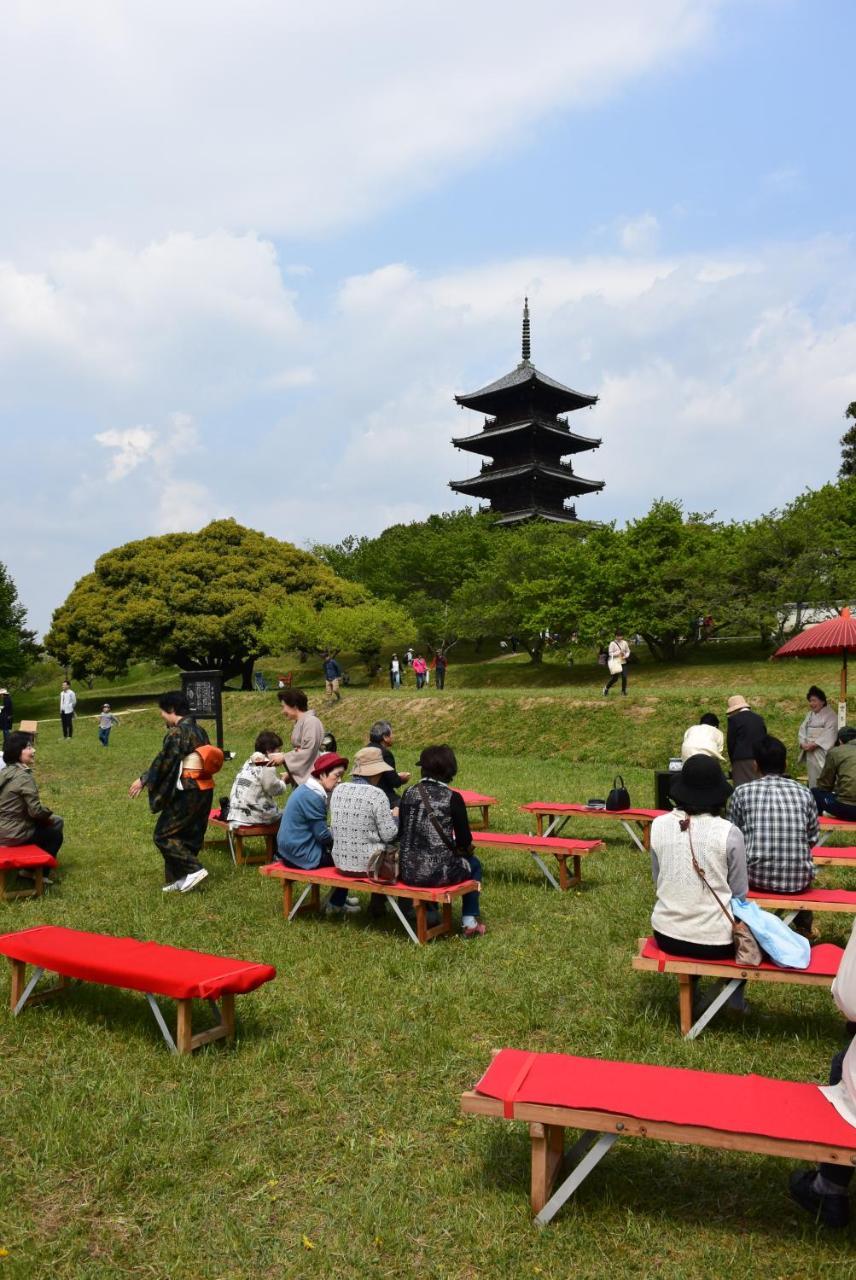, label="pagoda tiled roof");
[451,417,601,455]
[449,460,604,496]
[455,360,597,413]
